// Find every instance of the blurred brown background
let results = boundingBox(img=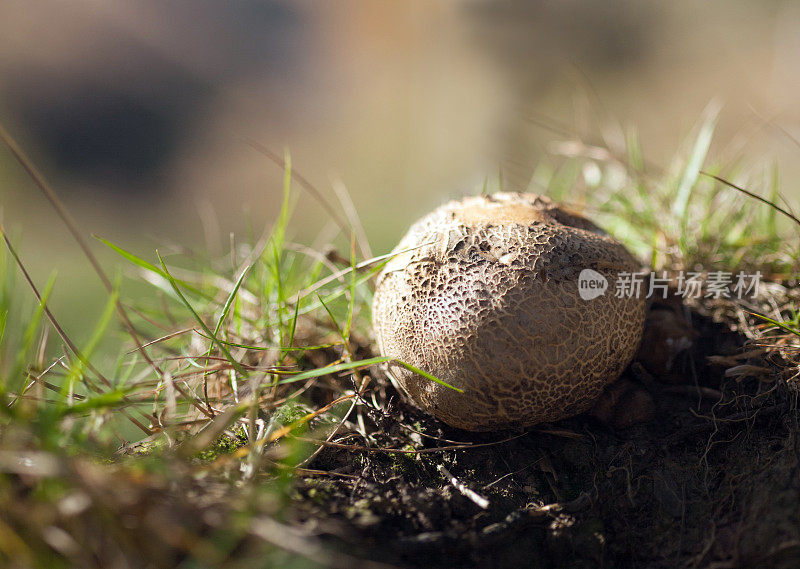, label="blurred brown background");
[1,0,799,337]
